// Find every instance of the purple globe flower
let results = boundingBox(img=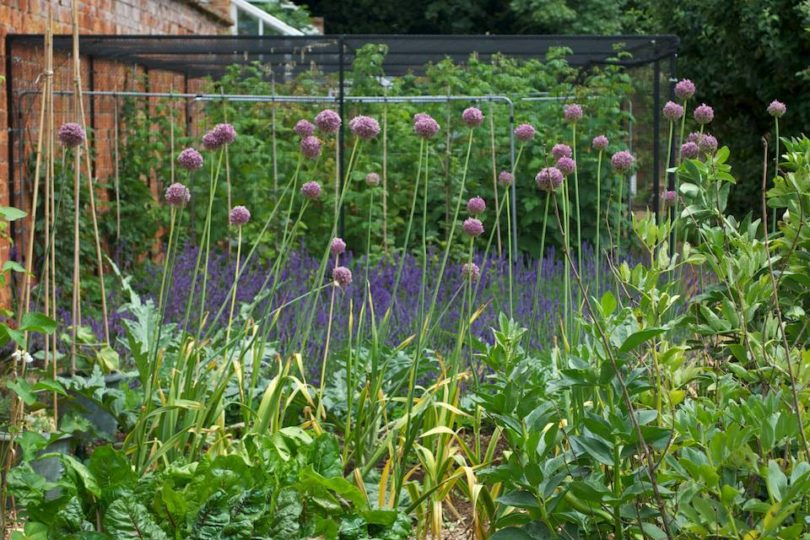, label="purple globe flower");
[514,123,536,141]
[535,167,564,192]
[315,109,342,134]
[301,181,322,200]
[349,115,381,140]
[229,205,251,226]
[330,237,346,256]
[674,79,696,101]
[332,266,353,288]
[365,172,380,187]
[551,143,572,160]
[681,141,700,159]
[462,262,481,281]
[662,101,684,121]
[177,147,204,171]
[592,135,609,151]
[611,151,635,173]
[461,107,484,128]
[164,182,191,207]
[498,170,514,187]
[693,103,714,125]
[300,136,322,159]
[556,157,576,176]
[467,196,486,215]
[662,190,677,205]
[58,122,85,148]
[686,132,701,144]
[462,217,485,237]
[698,134,718,155]
[563,103,583,123]
[767,100,786,118]
[202,123,237,150]
[294,119,315,138]
[414,114,441,139]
